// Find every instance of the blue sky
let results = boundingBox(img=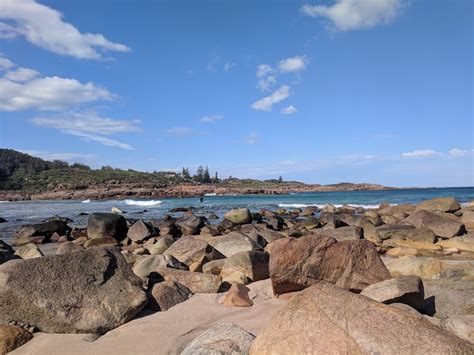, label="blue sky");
[0,0,472,187]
